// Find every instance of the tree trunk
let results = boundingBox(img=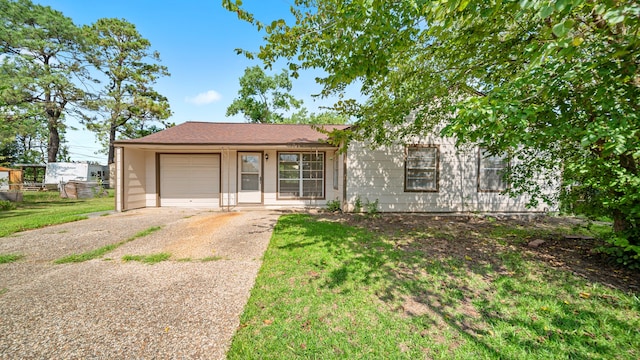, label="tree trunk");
[612,210,639,246]
[107,124,117,164]
[47,118,60,163]
[613,212,628,233]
